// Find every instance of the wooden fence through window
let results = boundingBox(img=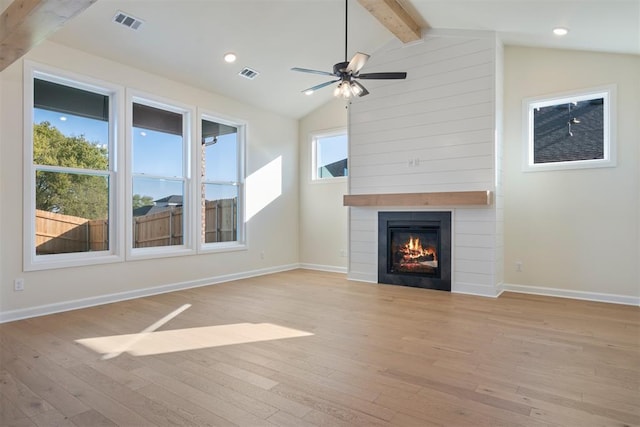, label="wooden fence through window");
[35,198,237,254]
[36,210,107,254]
